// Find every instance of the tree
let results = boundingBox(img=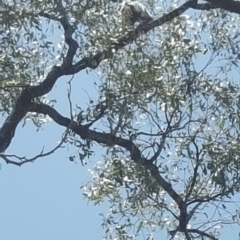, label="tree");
[1,0,240,239]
